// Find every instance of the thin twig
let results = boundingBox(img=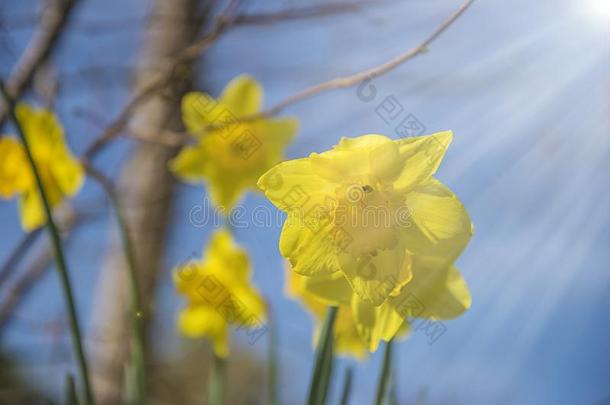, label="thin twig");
[81,0,242,162]
[5,1,375,32]
[0,240,54,332]
[125,125,189,147]
[82,0,475,150]
[0,0,80,125]
[234,1,375,25]
[261,0,475,116]
[84,163,147,404]
[0,230,42,287]
[80,0,381,159]
[0,208,93,332]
